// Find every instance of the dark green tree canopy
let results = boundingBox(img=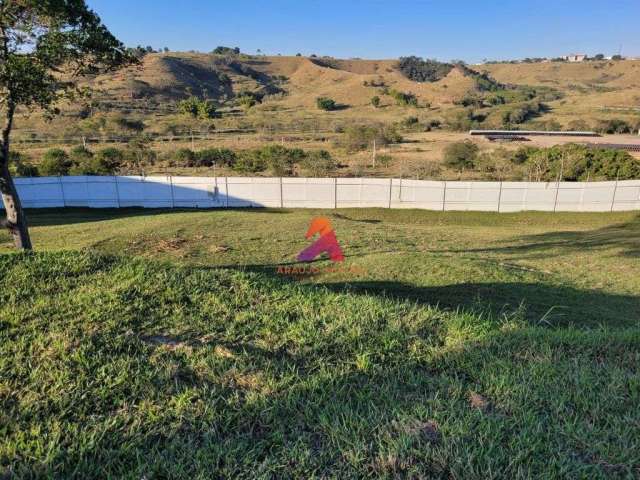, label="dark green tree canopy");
[0,0,132,114]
